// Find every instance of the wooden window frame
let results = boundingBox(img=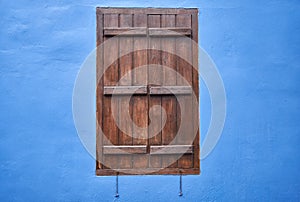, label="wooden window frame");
[96,7,200,176]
